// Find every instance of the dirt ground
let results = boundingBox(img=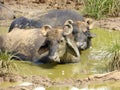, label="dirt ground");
[0,70,120,90]
[95,17,120,31]
[0,0,120,30]
[0,0,120,89]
